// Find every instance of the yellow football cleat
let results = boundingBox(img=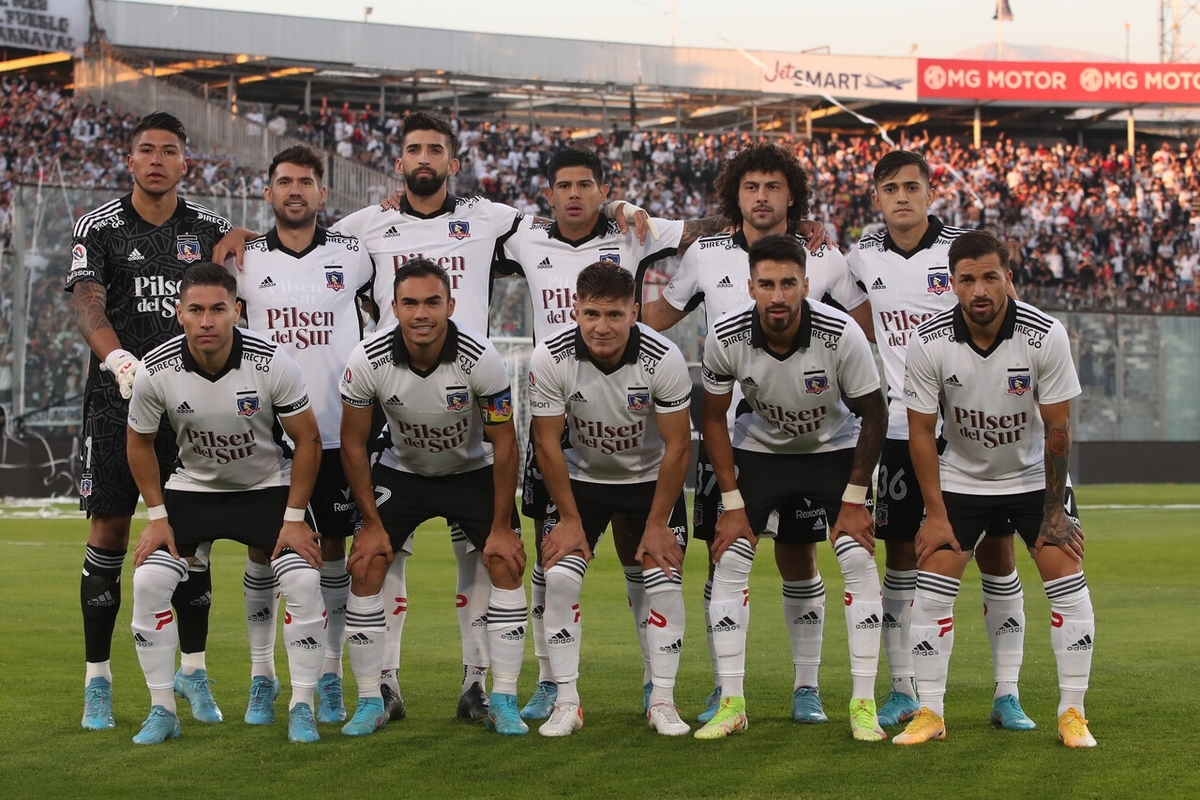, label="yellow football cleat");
[1057,708,1097,748]
[892,707,946,745]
